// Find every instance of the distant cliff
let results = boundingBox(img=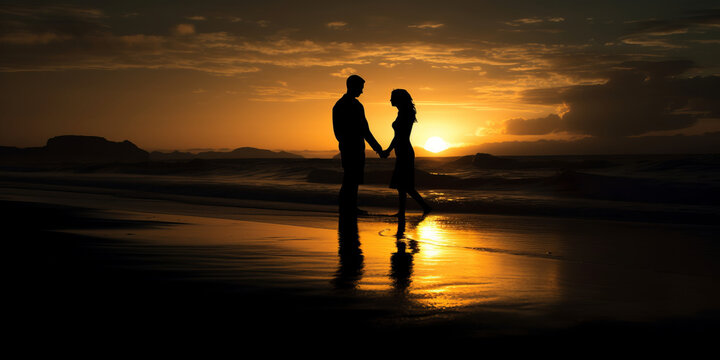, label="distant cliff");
[150,147,303,160]
[0,136,307,165]
[0,135,148,164]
